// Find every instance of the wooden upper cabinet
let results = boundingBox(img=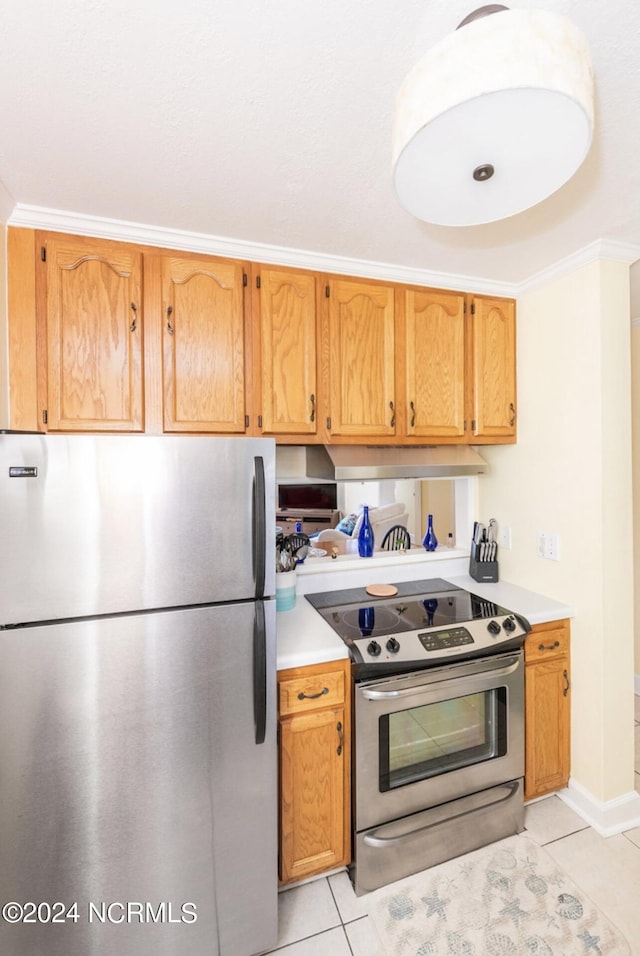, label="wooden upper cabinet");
[469,296,516,442]
[401,288,466,439]
[160,254,247,433]
[41,234,144,432]
[254,266,319,437]
[325,278,396,439]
